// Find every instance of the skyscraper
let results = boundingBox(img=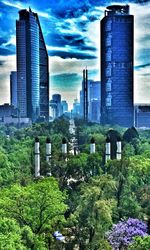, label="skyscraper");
[10,71,17,108]
[88,80,101,123]
[101,5,134,127]
[16,8,49,122]
[82,69,88,122]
